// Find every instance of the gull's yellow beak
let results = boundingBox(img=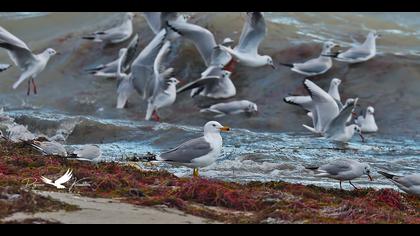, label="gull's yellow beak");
[220,126,231,132]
